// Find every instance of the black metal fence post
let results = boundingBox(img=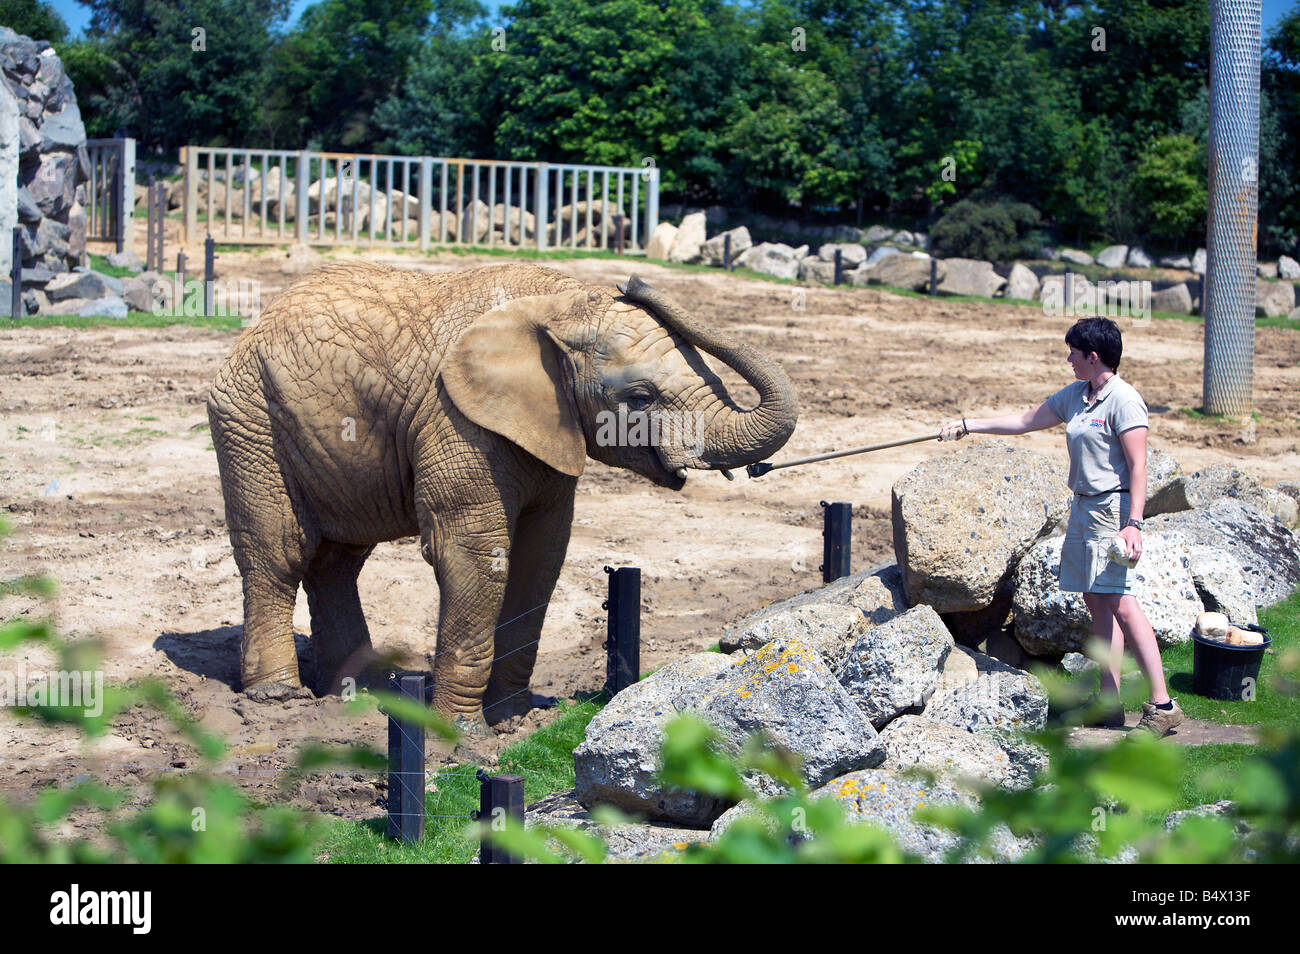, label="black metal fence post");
[1064,266,1073,314]
[723,233,731,271]
[10,227,21,320]
[203,235,216,317]
[477,772,525,864]
[929,257,937,296]
[602,565,640,698]
[385,671,426,843]
[833,248,843,286]
[820,501,852,583]
[176,250,186,288]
